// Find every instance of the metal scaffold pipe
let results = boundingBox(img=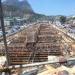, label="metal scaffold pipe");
[0,0,9,66]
